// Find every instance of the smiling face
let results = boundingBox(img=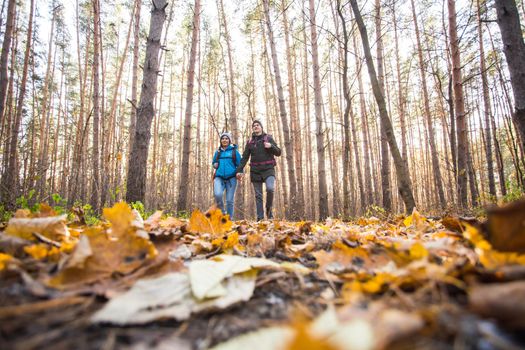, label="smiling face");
[220,136,230,147]
[252,123,262,135]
